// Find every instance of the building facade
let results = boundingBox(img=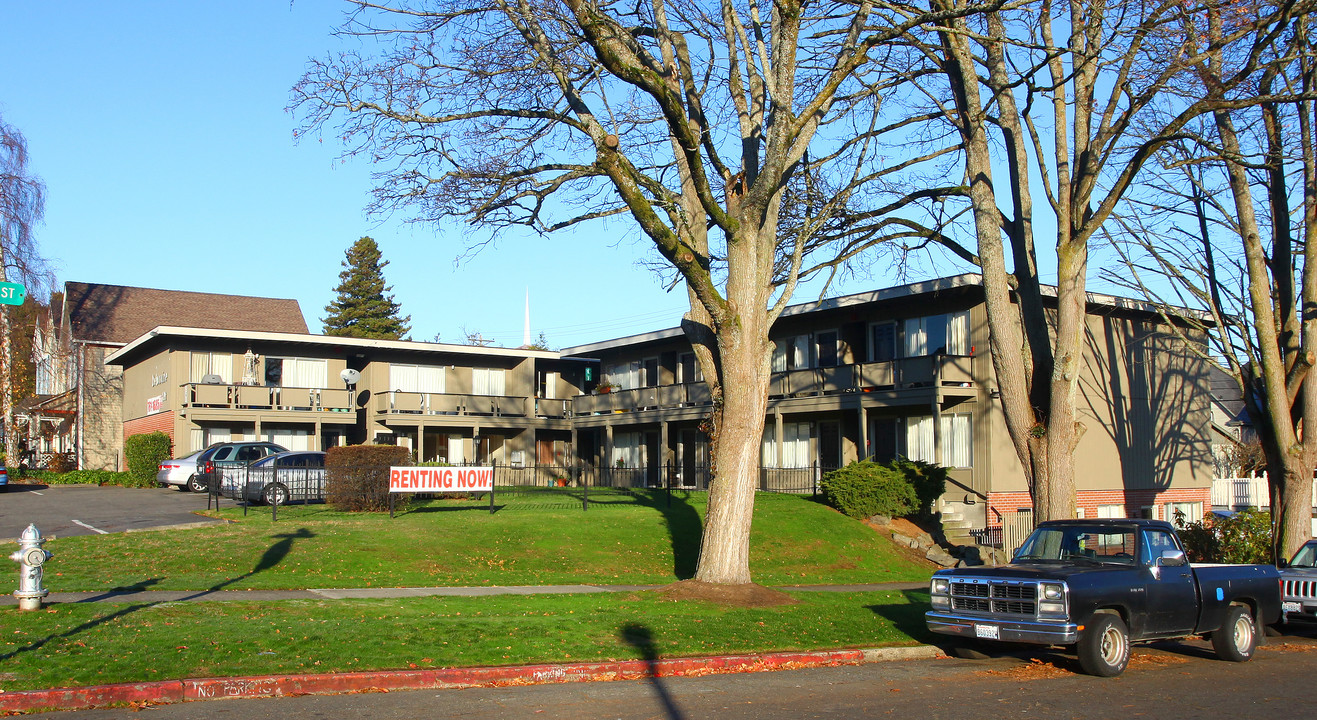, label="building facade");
[105,274,1213,534]
[30,282,308,470]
